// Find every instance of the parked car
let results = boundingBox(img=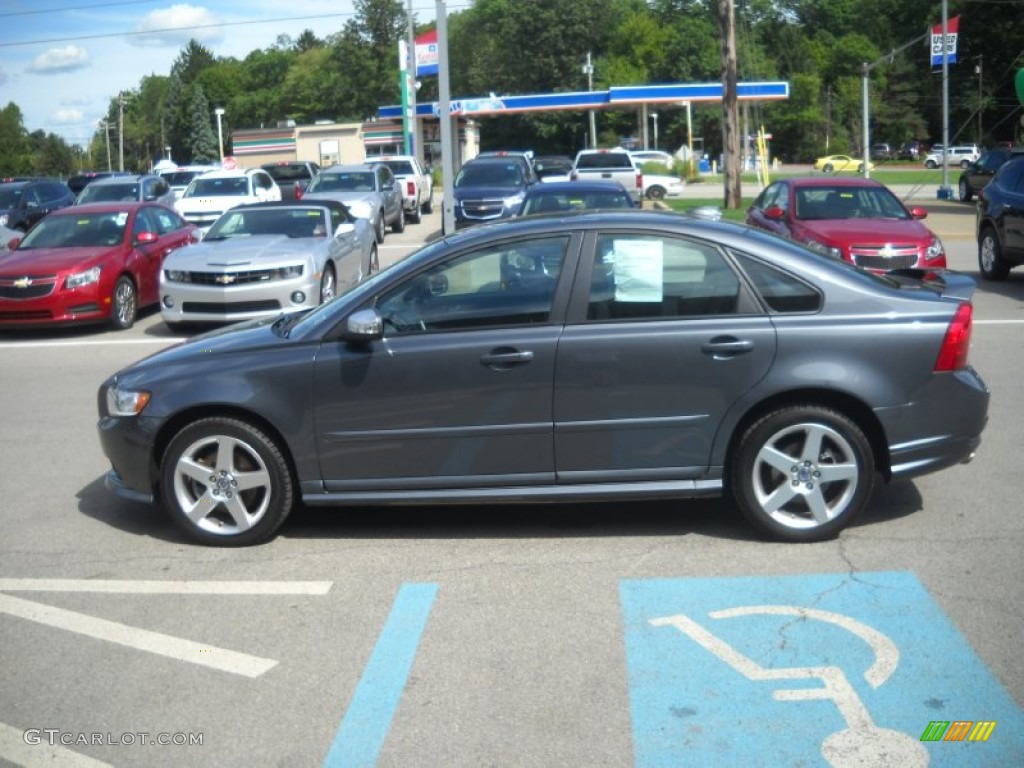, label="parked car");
[643,173,687,200]
[813,155,873,174]
[746,177,946,272]
[302,163,404,243]
[898,141,922,160]
[96,210,988,547]
[532,155,574,183]
[260,161,321,200]
[158,165,220,200]
[870,143,893,161]
[976,155,1024,280]
[67,171,133,197]
[0,202,197,330]
[957,147,1024,202]
[516,180,637,216]
[159,200,377,330]
[923,146,980,169]
[174,168,281,233]
[0,178,77,232]
[571,148,643,202]
[630,150,676,168]
[451,156,539,230]
[365,155,434,222]
[74,174,176,207]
